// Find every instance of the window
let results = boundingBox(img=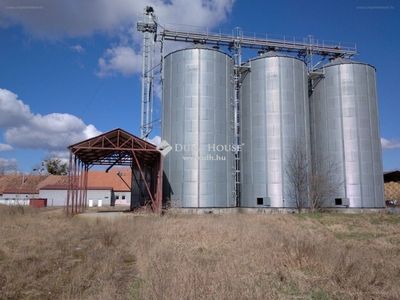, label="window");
[116,195,119,200]
[335,198,342,205]
[257,197,263,205]
[122,195,126,200]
